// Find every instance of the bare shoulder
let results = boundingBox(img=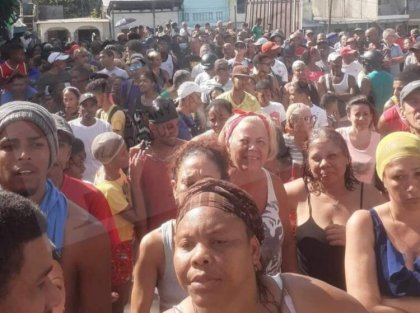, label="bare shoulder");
[284,178,307,200]
[347,209,374,232]
[139,226,165,260]
[283,273,368,313]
